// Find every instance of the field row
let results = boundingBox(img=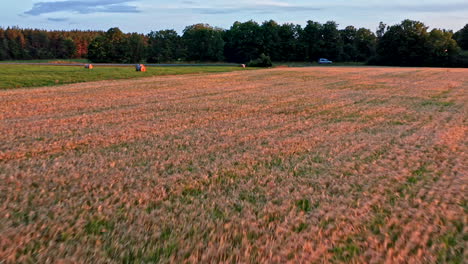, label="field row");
[0,67,466,263]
